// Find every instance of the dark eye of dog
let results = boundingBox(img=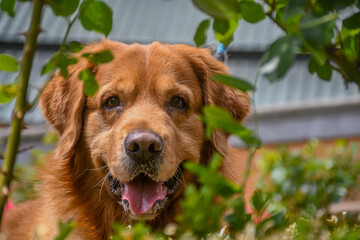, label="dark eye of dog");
[171,96,186,109]
[105,97,121,109]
